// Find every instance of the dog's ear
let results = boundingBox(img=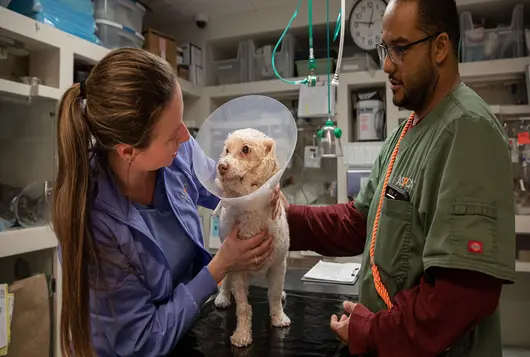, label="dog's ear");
[259,138,279,180]
[264,137,275,156]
